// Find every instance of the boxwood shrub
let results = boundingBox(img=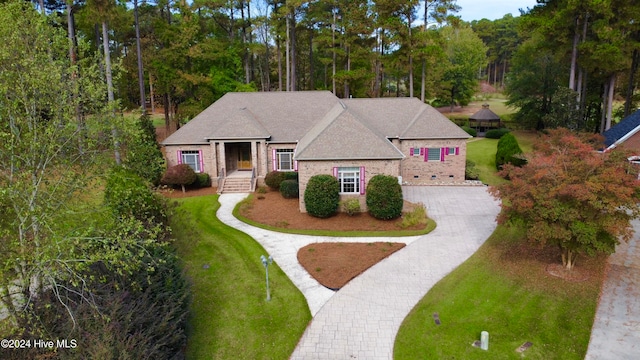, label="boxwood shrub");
[193,172,211,188]
[264,170,287,189]
[461,126,477,137]
[279,179,299,199]
[485,128,511,139]
[304,174,340,218]
[366,174,403,220]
